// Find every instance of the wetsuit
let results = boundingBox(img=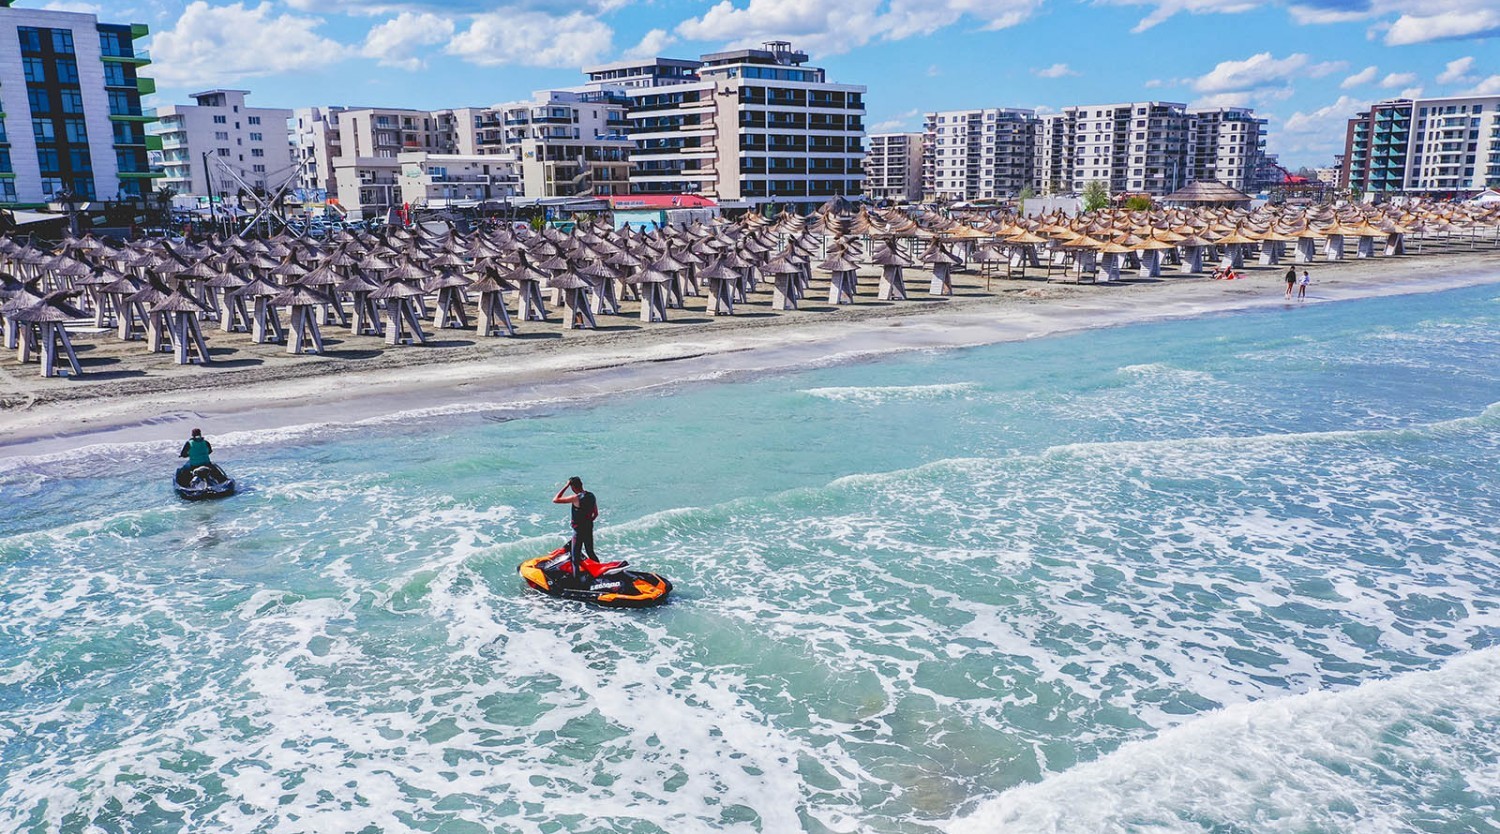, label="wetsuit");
[570,490,598,579]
